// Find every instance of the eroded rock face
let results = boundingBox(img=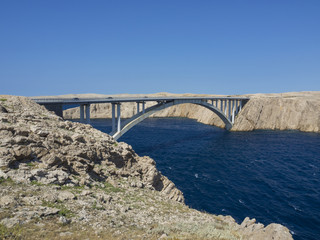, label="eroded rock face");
[232,95,320,132]
[0,95,184,202]
[236,217,293,240]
